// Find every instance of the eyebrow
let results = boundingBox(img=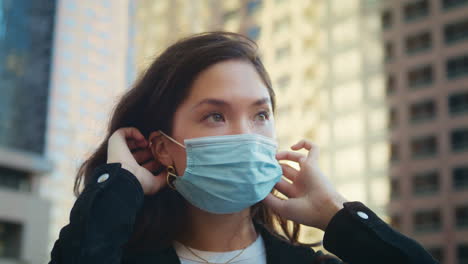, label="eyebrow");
[192,97,271,110]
